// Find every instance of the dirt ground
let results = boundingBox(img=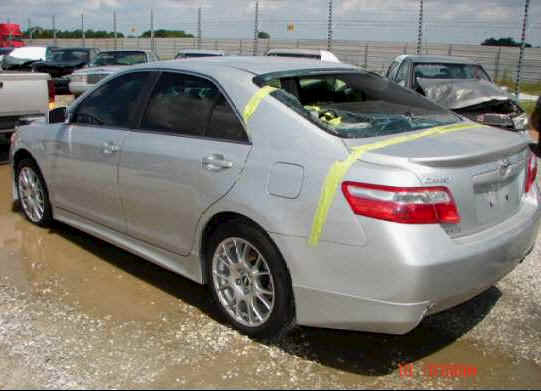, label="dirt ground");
[0,99,541,388]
